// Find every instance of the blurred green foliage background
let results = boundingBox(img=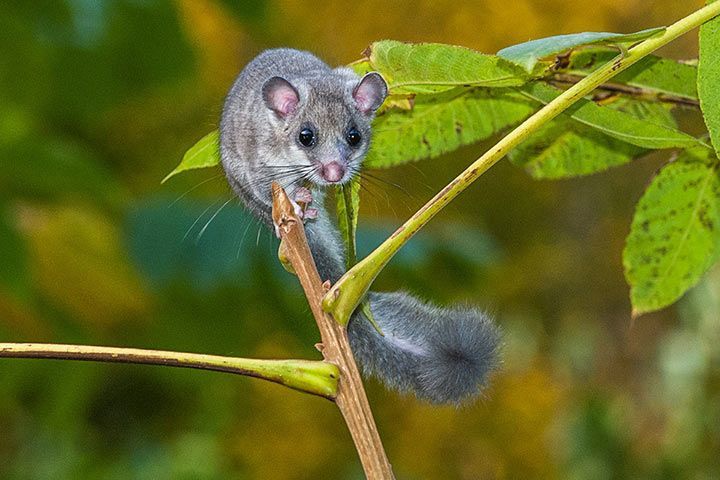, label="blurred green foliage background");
[1,1,719,478]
